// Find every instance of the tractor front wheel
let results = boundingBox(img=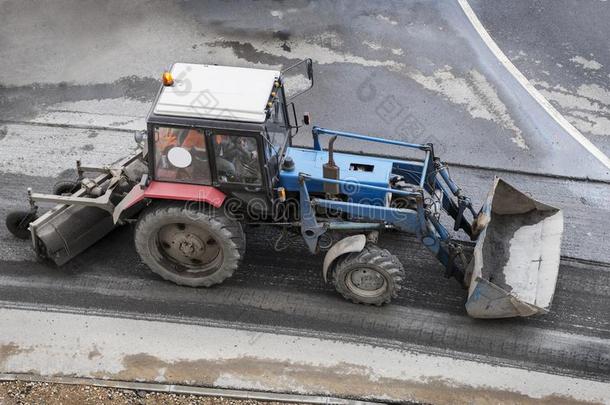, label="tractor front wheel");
[52,180,80,196]
[6,210,38,239]
[134,202,245,287]
[333,244,404,305]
